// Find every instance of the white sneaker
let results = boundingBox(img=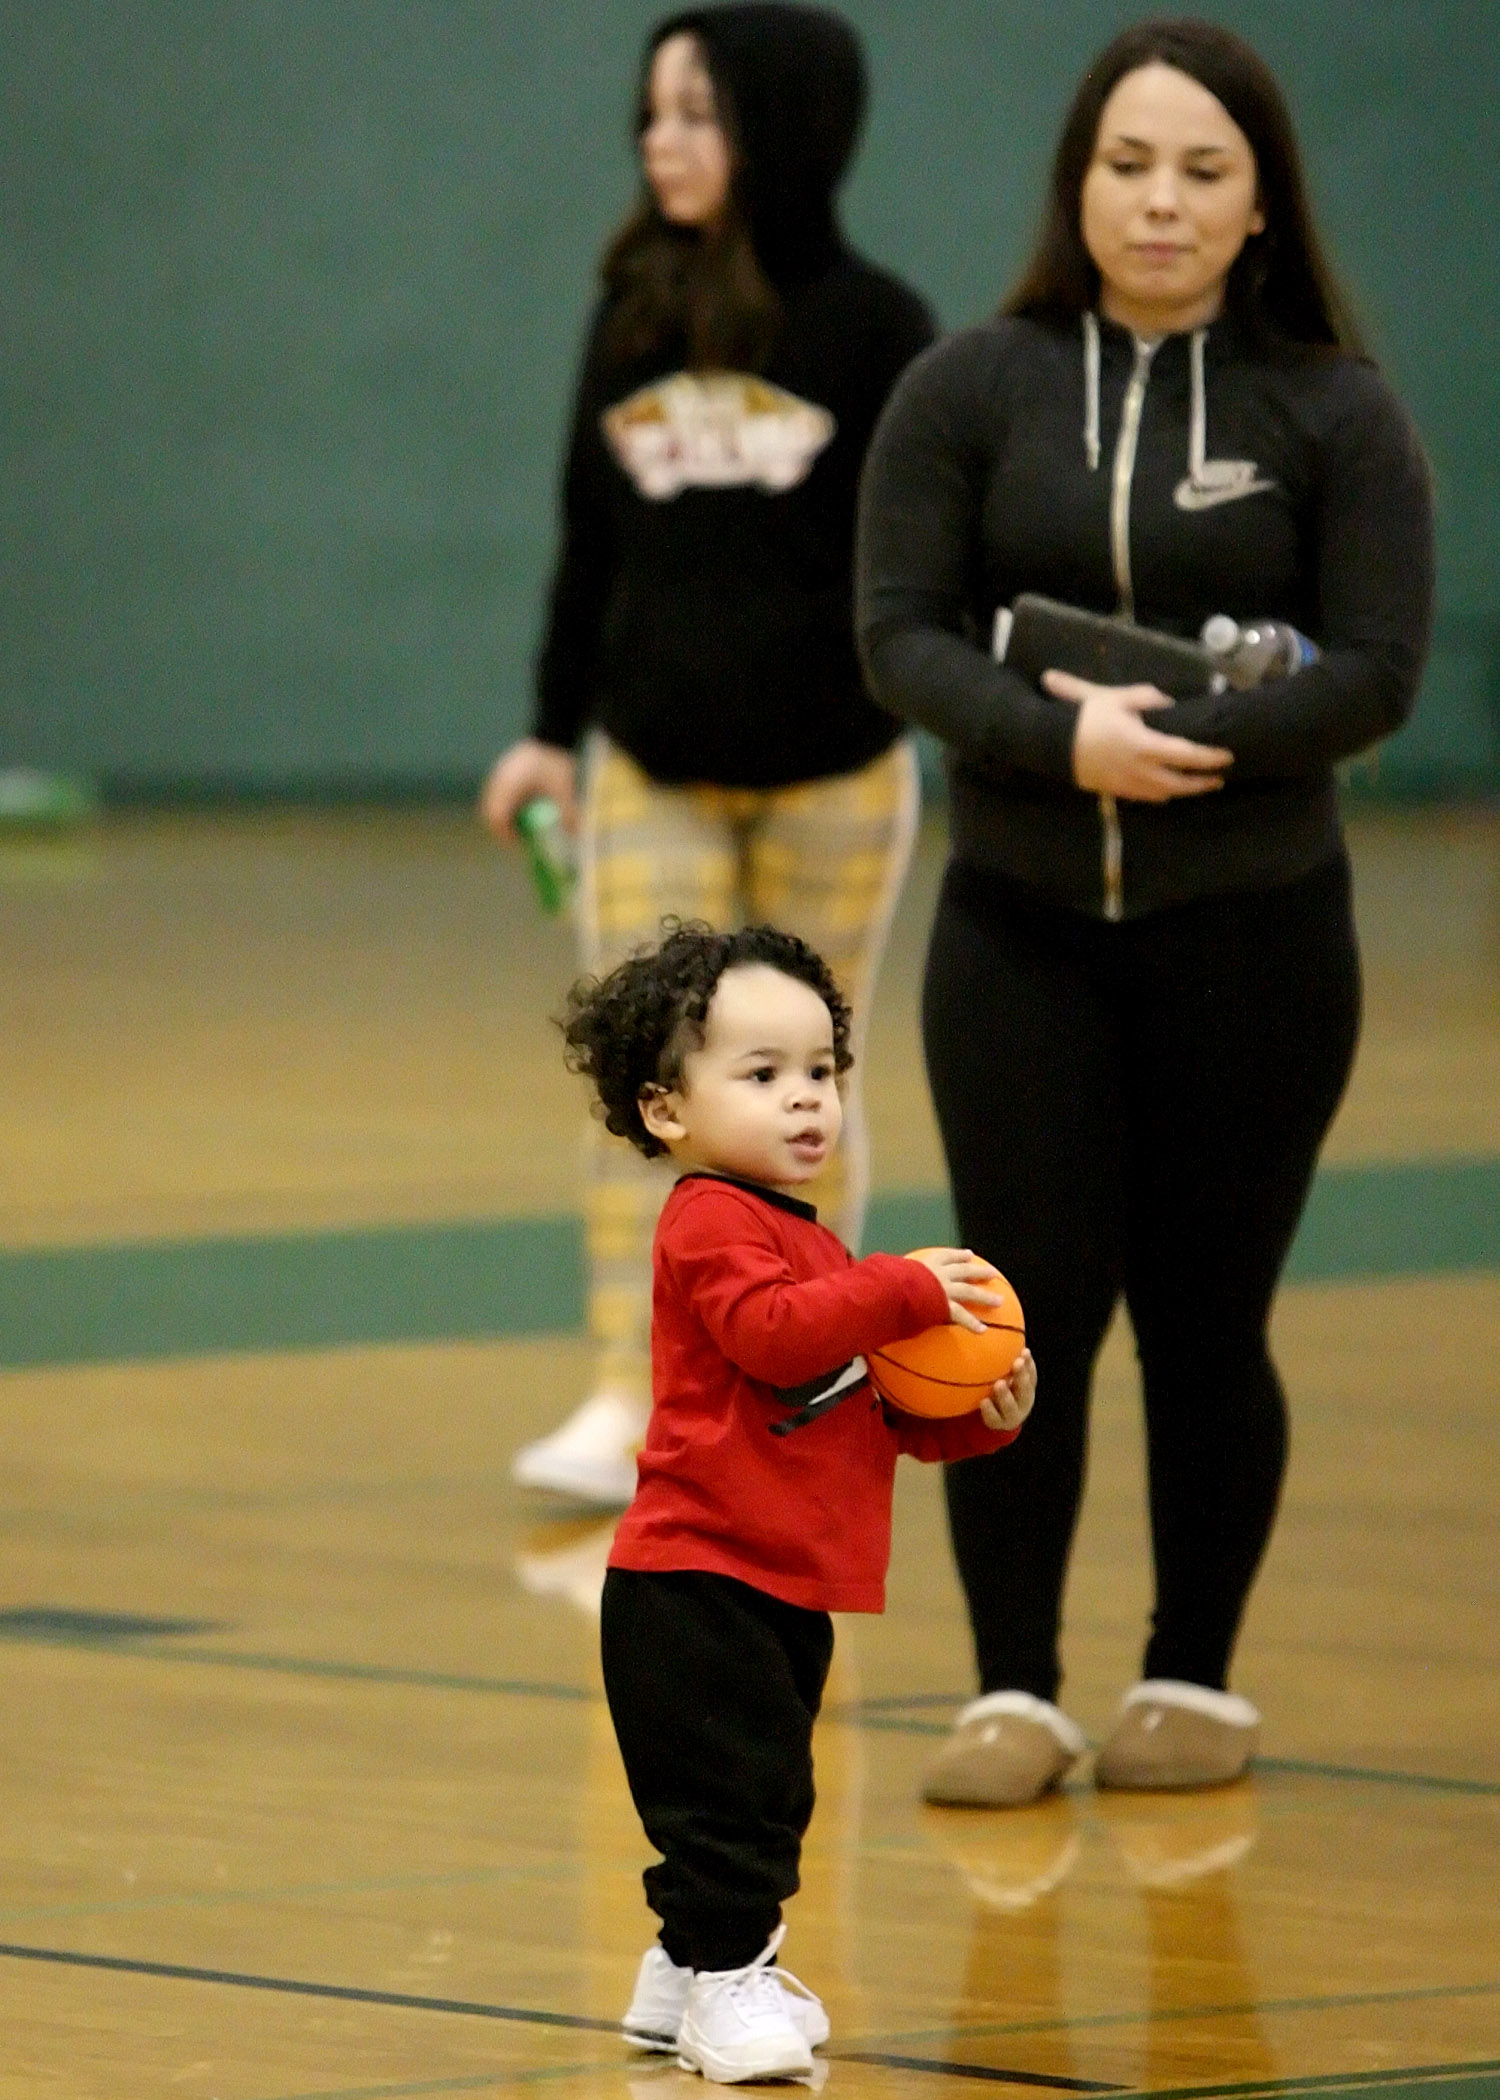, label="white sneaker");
[623,1936,830,2055]
[767,1958,830,2051]
[675,1926,817,2082]
[622,1944,690,2052]
[510,1392,645,1505]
